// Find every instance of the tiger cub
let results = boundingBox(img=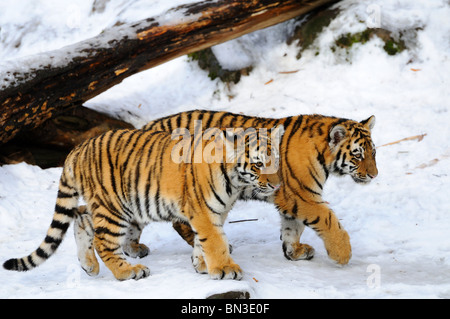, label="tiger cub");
[143,110,378,265]
[3,126,283,281]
